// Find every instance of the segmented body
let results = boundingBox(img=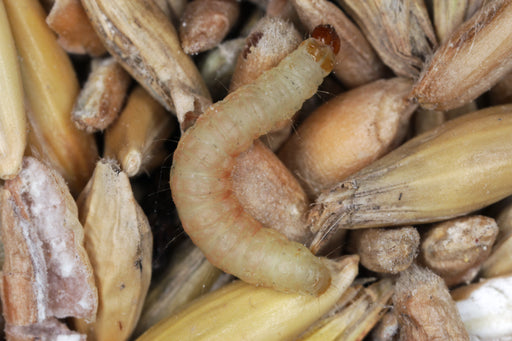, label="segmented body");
[170,37,335,295]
